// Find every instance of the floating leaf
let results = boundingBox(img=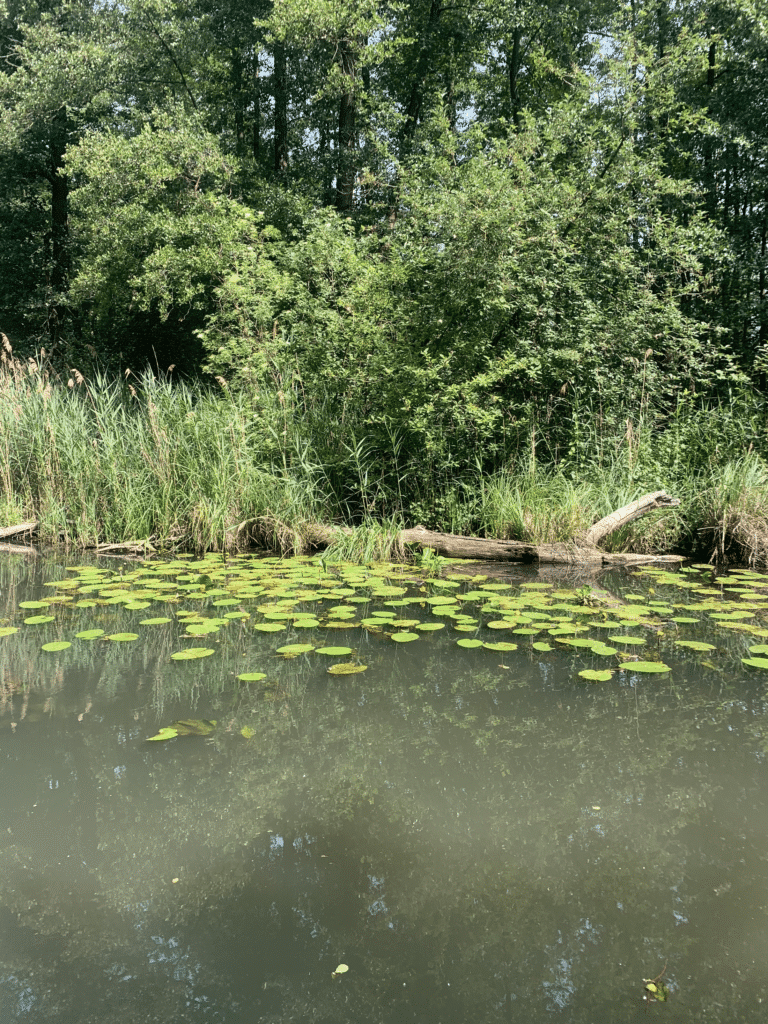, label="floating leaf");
[254,623,285,632]
[0,626,20,637]
[240,726,255,739]
[747,644,768,655]
[391,632,419,643]
[415,622,445,631]
[237,672,267,682]
[621,661,671,674]
[41,641,71,652]
[276,643,315,656]
[107,632,140,642]
[742,656,768,670]
[675,640,716,652]
[532,641,553,652]
[578,669,614,682]
[315,646,354,656]
[75,628,106,639]
[327,663,368,675]
[147,727,178,741]
[612,635,647,645]
[456,638,483,648]
[483,641,518,652]
[332,964,349,978]
[24,615,56,625]
[19,600,49,609]
[171,647,216,660]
